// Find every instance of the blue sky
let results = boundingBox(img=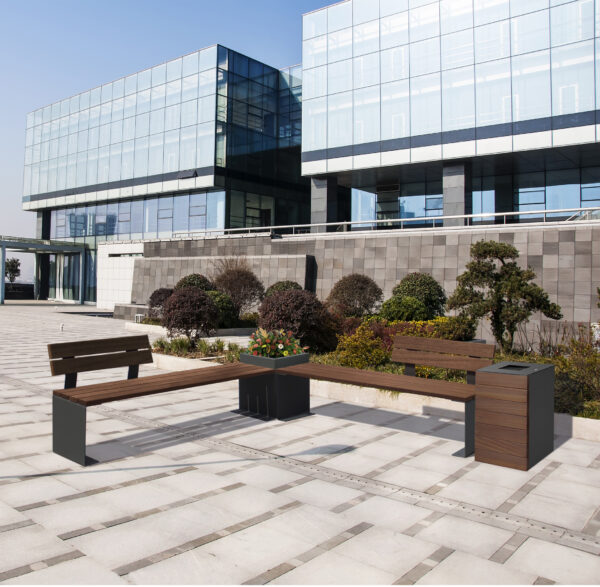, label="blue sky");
[0,0,327,280]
